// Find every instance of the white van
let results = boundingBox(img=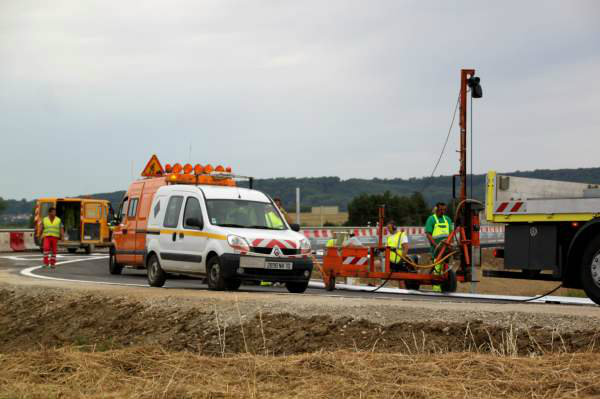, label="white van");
[144,184,313,293]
